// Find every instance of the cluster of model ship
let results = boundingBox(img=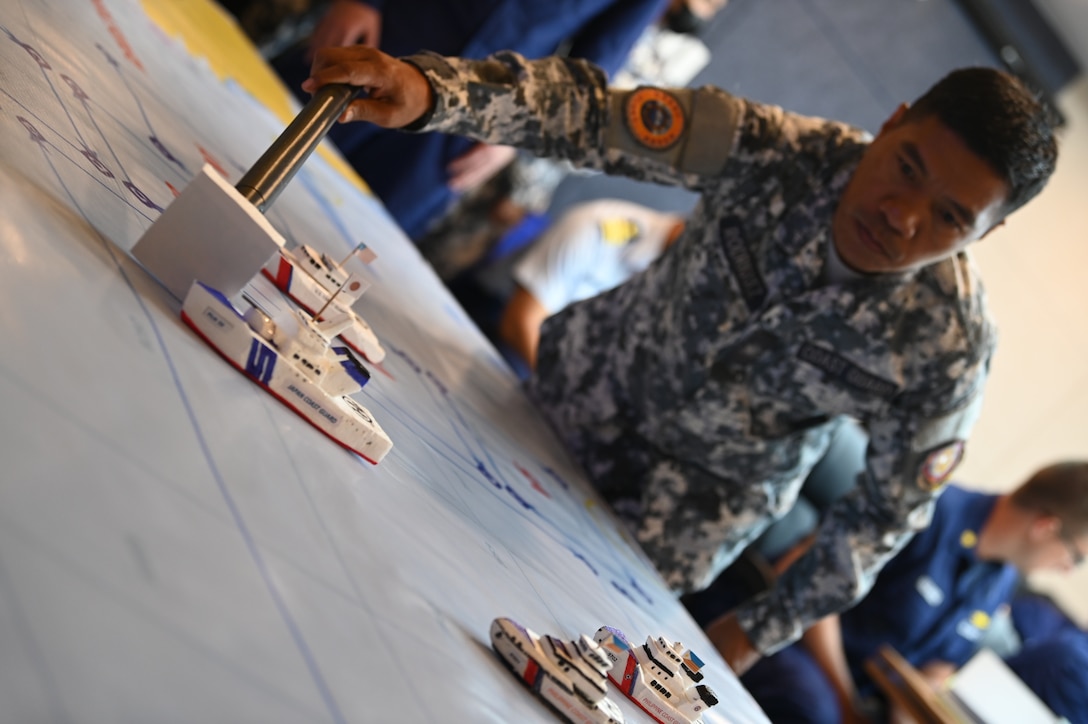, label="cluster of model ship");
[181,243,393,463]
[491,617,720,724]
